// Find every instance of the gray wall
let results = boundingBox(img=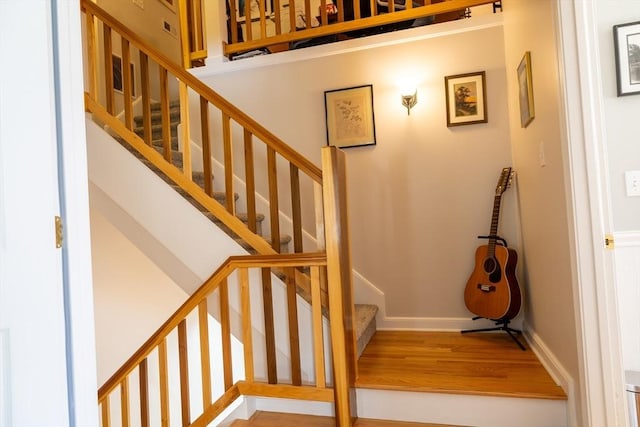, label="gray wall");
[596,0,640,232]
